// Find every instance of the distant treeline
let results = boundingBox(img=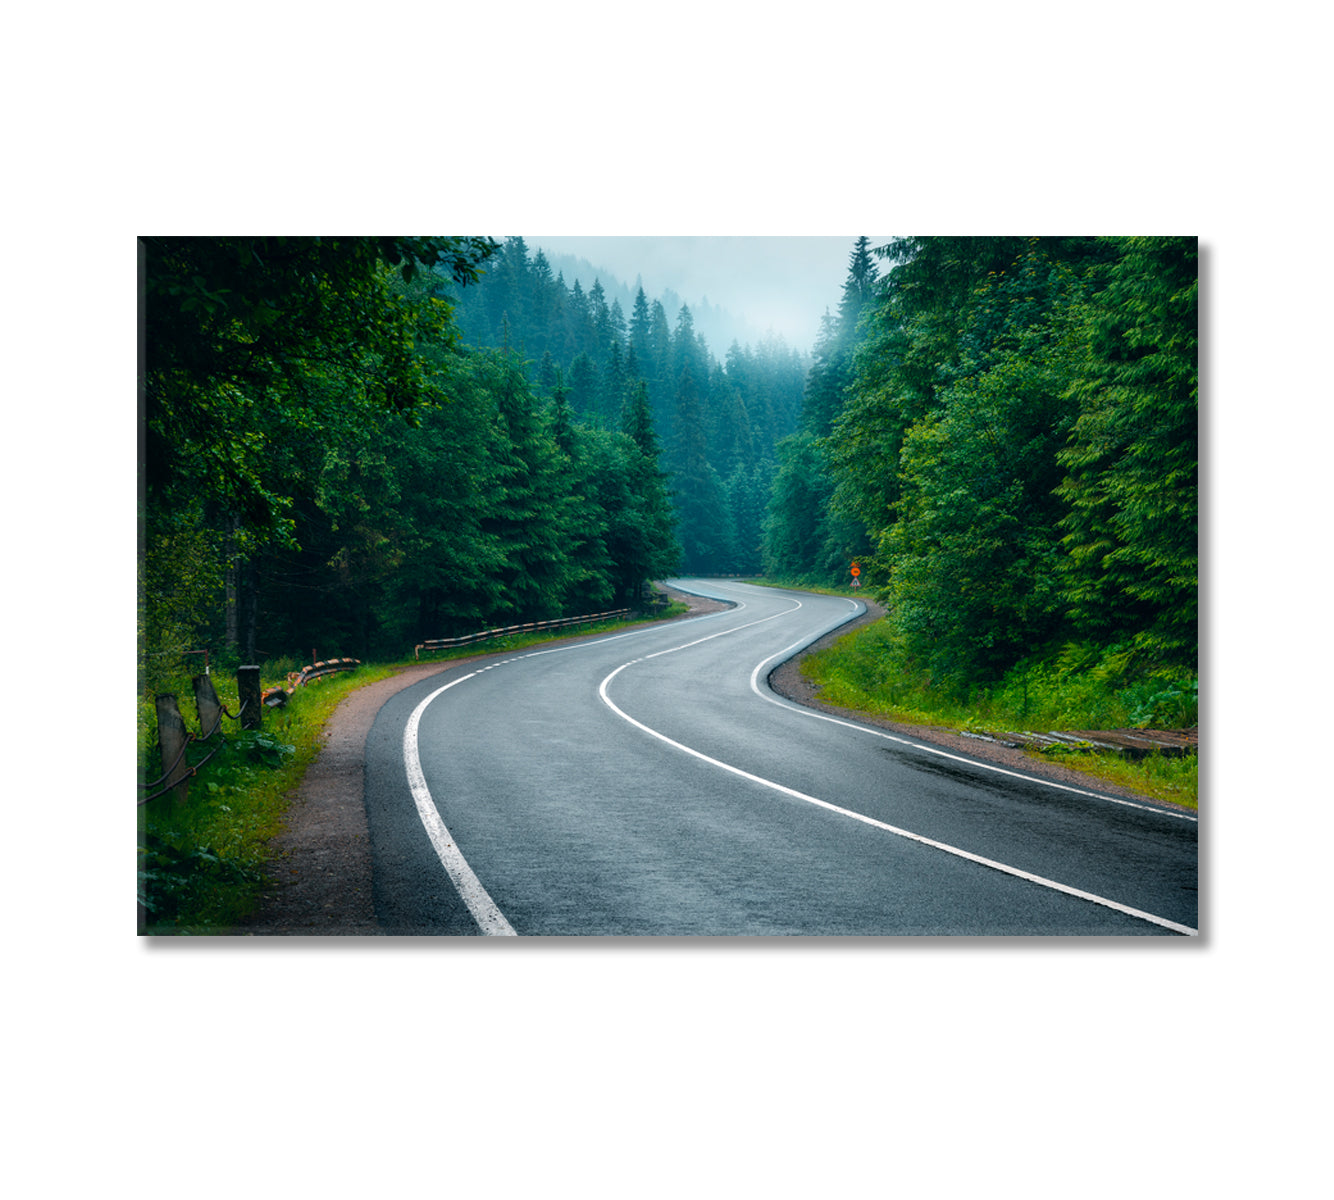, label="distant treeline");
[767,235,1198,693]
[444,236,810,575]
[139,237,679,680]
